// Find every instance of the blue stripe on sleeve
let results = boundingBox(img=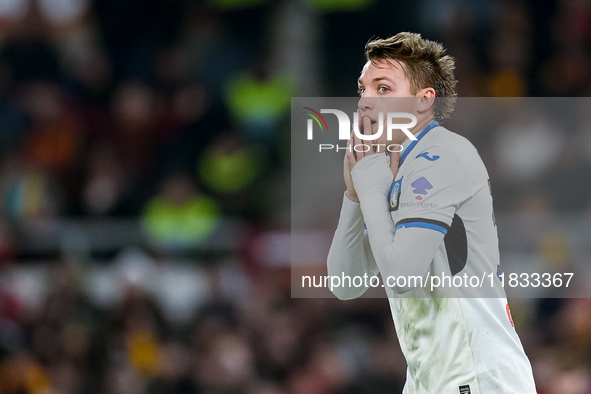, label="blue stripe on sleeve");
[395,221,448,234]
